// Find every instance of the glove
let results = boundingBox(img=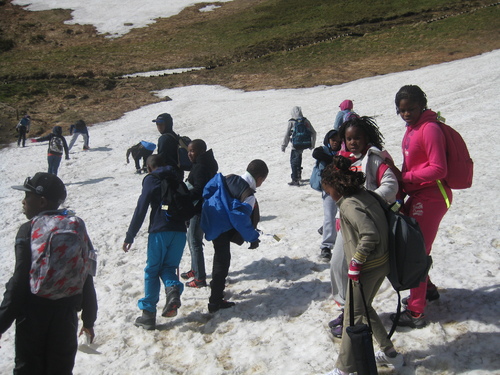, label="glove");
[248,240,260,249]
[30,138,37,143]
[348,258,363,283]
[281,147,286,153]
